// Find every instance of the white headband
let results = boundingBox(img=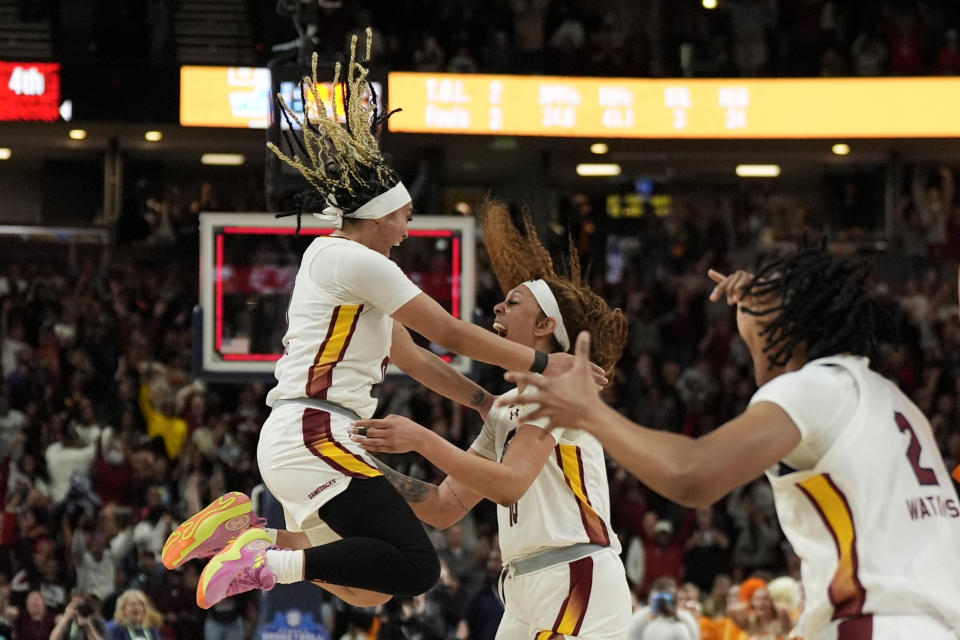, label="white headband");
[312,181,411,229]
[523,279,571,352]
